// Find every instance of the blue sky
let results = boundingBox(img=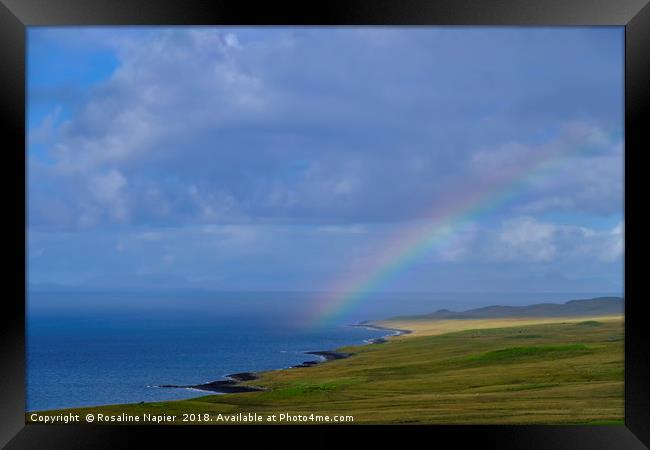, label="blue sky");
[27,27,624,294]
